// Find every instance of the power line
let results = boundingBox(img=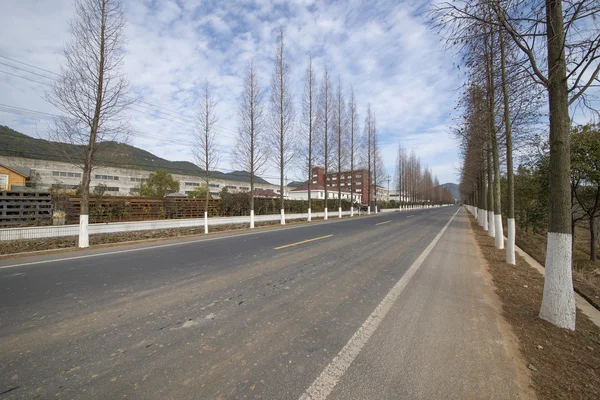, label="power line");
[0,54,244,136]
[0,61,57,80]
[0,54,61,76]
[0,70,53,87]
